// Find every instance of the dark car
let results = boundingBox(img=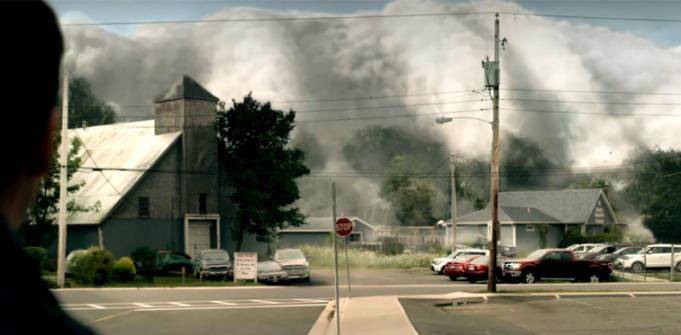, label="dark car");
[156,251,194,275]
[594,246,644,263]
[464,255,505,283]
[503,249,612,284]
[579,244,617,260]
